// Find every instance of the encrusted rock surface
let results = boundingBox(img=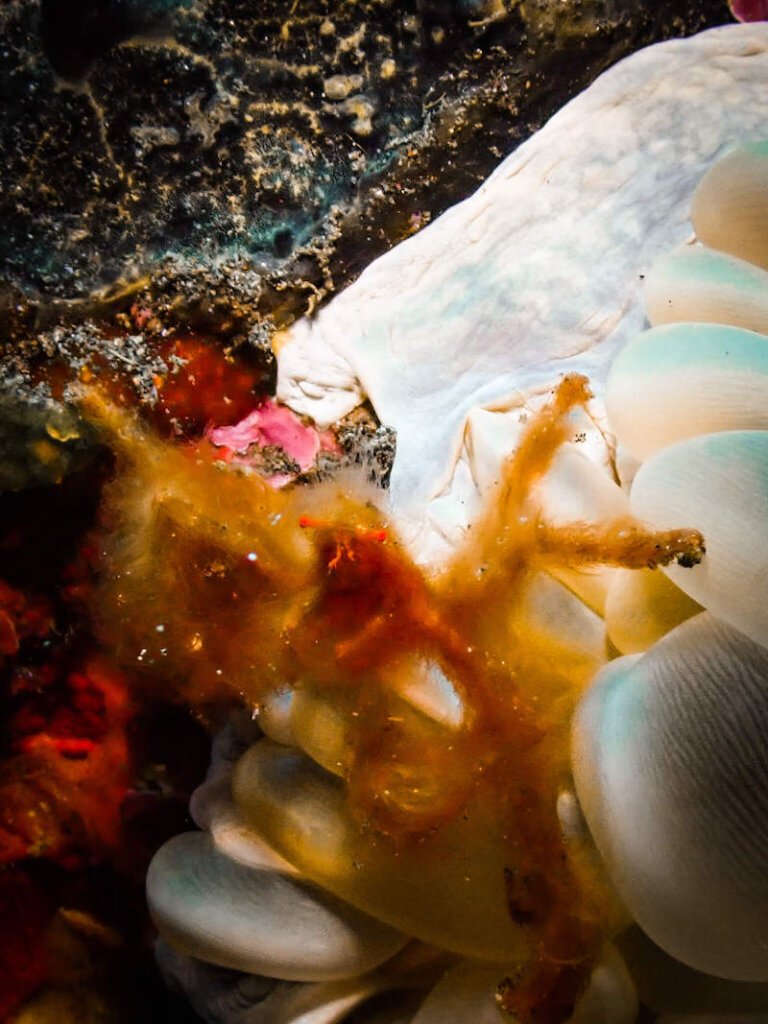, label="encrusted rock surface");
[2,0,729,343]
